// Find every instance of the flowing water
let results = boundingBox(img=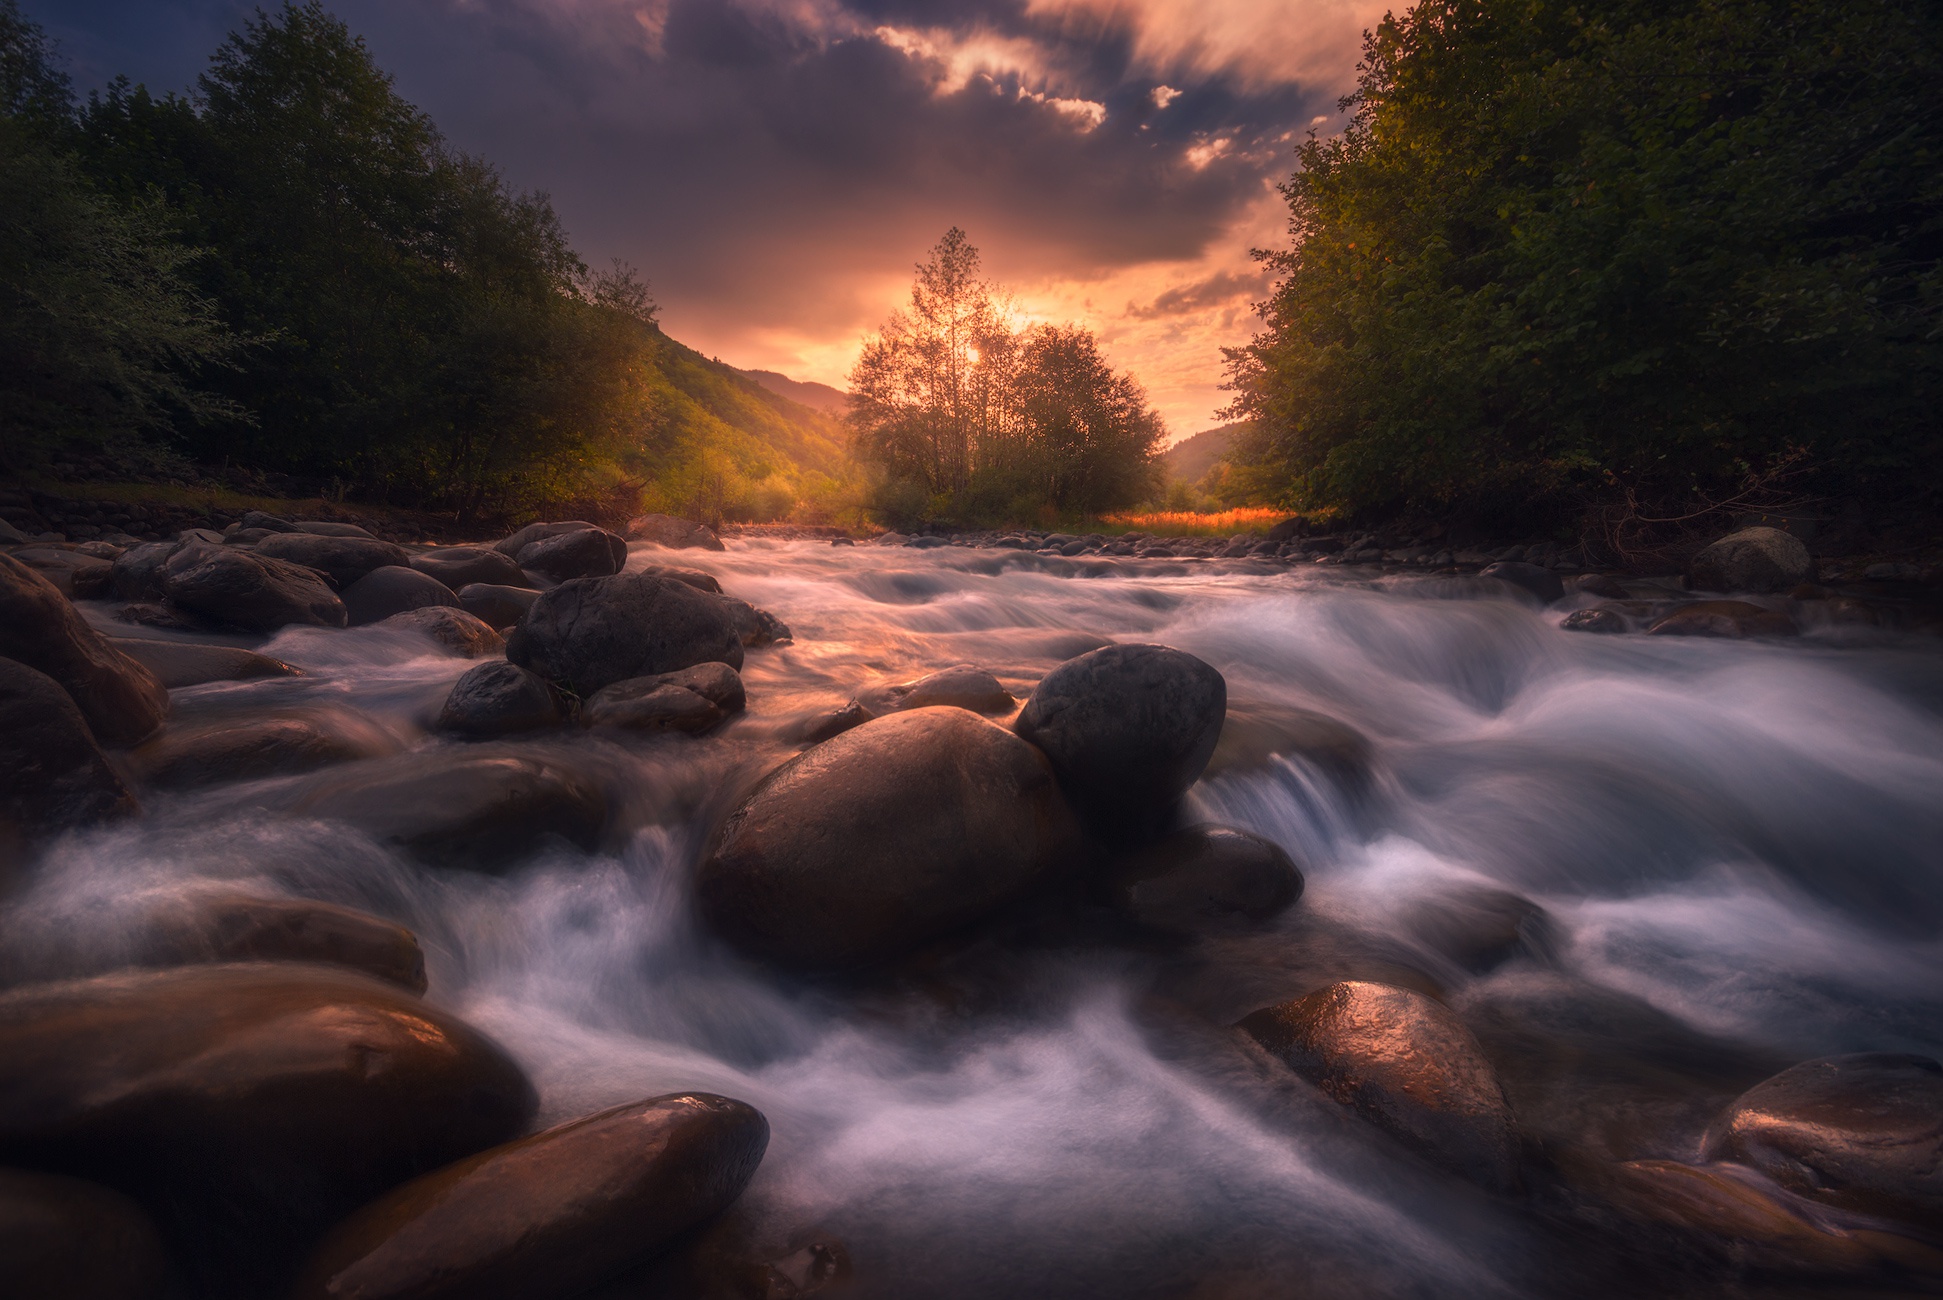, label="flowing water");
[18,542,1943,1297]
